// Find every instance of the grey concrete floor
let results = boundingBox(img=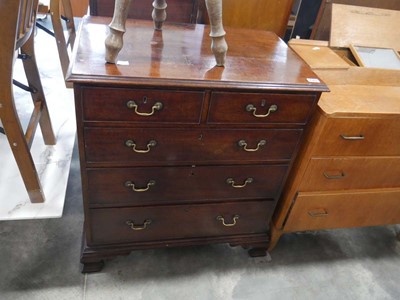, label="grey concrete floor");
[1,17,400,300]
[2,151,400,300]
